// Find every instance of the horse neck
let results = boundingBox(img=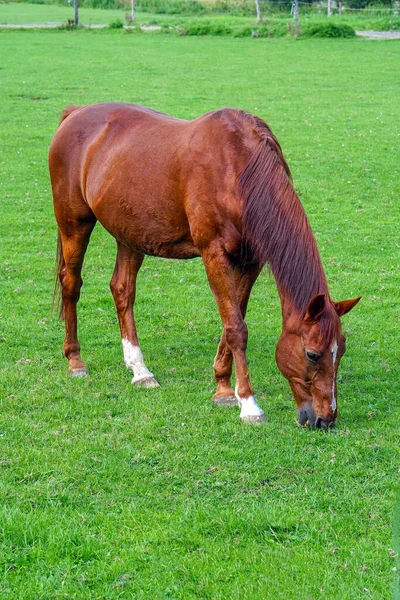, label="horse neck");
[272,199,330,325]
[240,140,330,322]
